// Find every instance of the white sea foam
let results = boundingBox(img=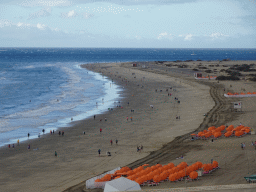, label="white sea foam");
[5,100,85,119]
[0,63,121,148]
[24,65,35,69]
[45,64,54,67]
[61,66,81,85]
